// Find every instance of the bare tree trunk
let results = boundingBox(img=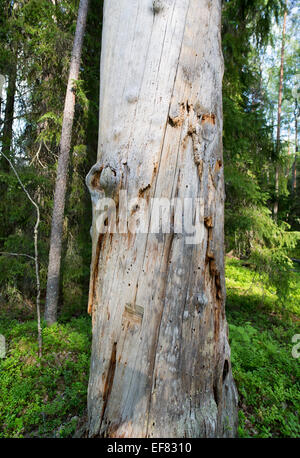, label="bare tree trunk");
[45,0,89,325]
[292,100,298,194]
[0,61,17,243]
[1,63,17,169]
[0,74,5,124]
[273,3,287,221]
[87,0,238,438]
[285,127,290,178]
